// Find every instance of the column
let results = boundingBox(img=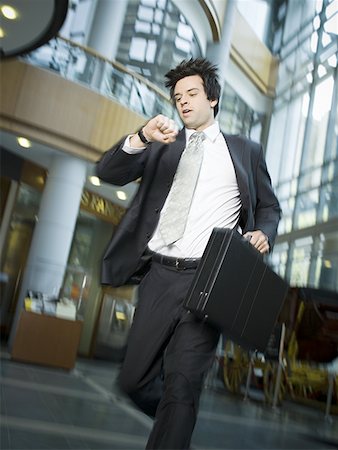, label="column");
[85,0,128,91]
[87,0,128,60]
[9,155,86,348]
[206,0,236,105]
